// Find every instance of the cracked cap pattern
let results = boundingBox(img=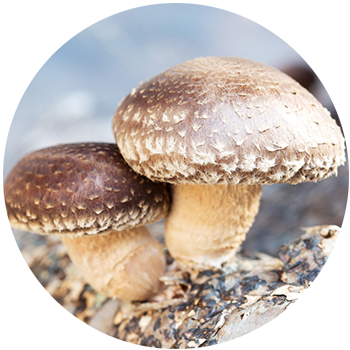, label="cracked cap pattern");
[4,143,170,236]
[113,57,345,185]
